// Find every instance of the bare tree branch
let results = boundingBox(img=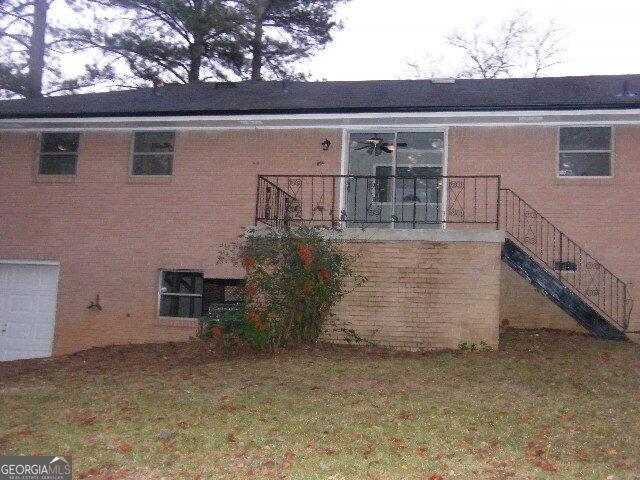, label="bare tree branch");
[409,10,568,80]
